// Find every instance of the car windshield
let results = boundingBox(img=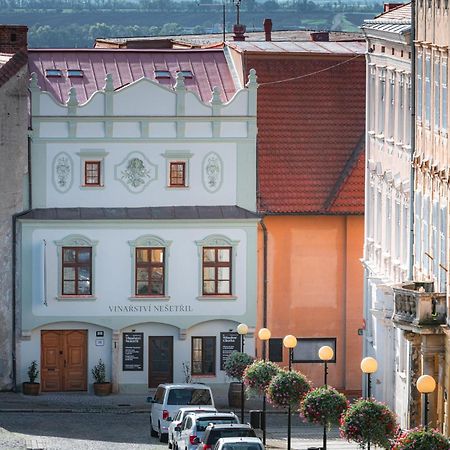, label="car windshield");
[197,418,237,432]
[222,444,262,450]
[167,389,212,405]
[210,429,256,444]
